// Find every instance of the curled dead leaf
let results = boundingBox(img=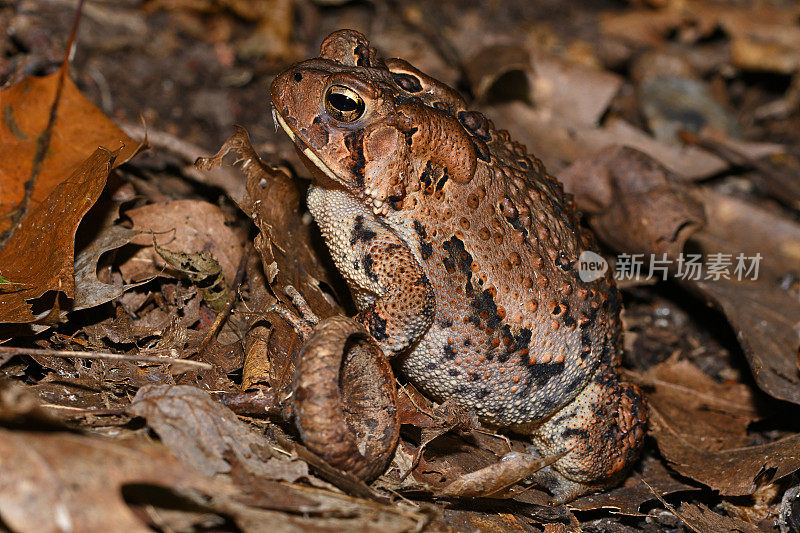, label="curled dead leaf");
[293,316,400,482]
[437,451,562,499]
[559,145,706,260]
